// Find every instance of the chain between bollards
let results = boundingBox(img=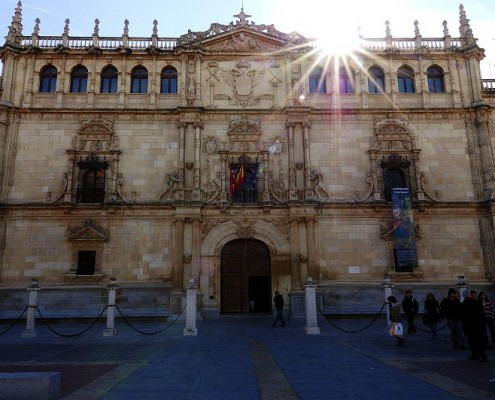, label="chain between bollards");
[0,307,27,336]
[318,303,388,334]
